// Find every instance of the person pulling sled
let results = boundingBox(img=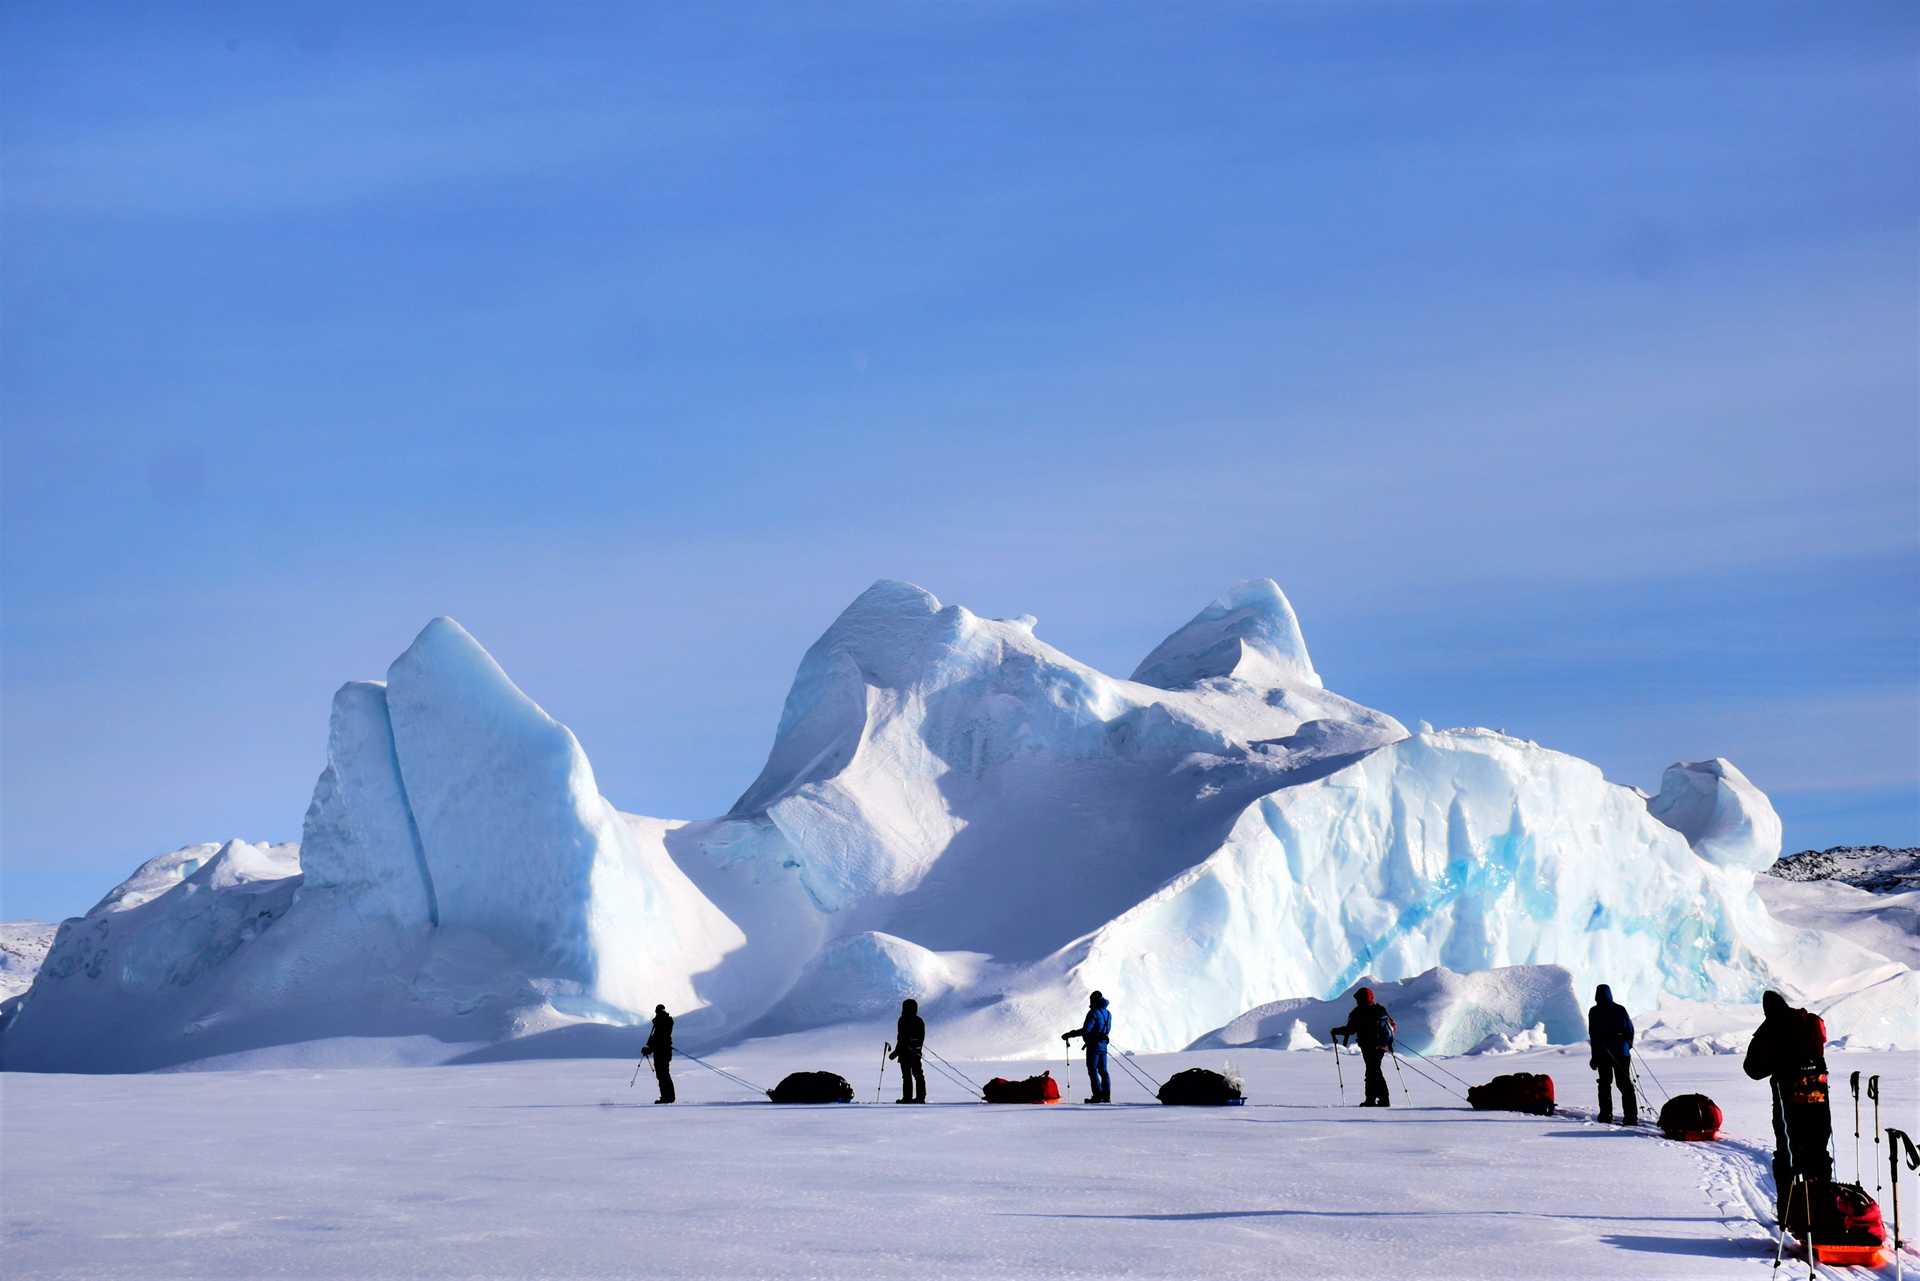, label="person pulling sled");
[1744,990,1833,1223]
[1330,988,1396,1107]
[1062,991,1113,1103]
[641,1004,675,1104]
[892,998,927,1103]
[1588,984,1637,1126]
